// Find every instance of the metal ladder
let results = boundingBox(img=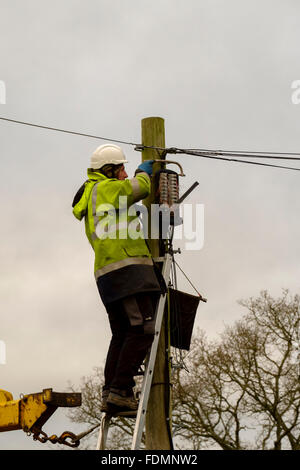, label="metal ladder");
[96,251,173,451]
